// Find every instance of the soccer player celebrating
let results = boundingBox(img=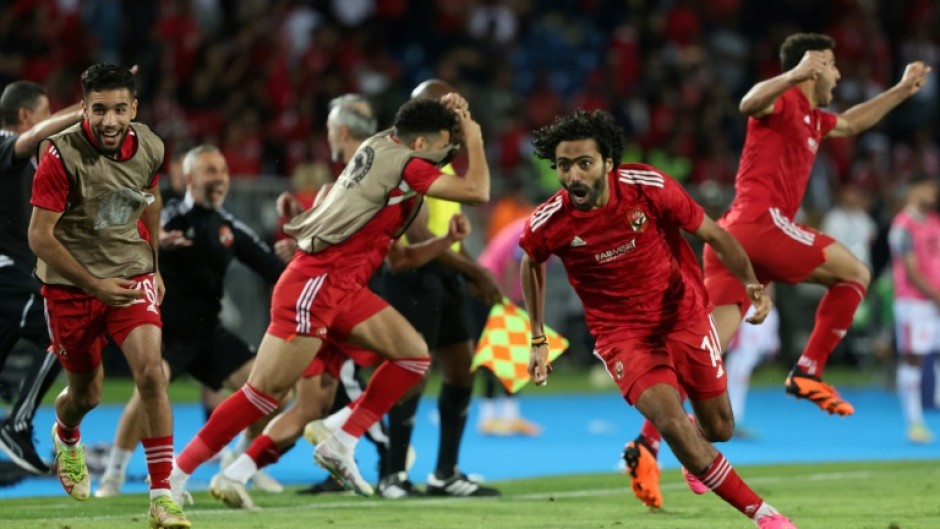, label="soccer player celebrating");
[888,176,940,444]
[28,64,190,528]
[703,33,931,415]
[521,110,796,529]
[171,93,490,499]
